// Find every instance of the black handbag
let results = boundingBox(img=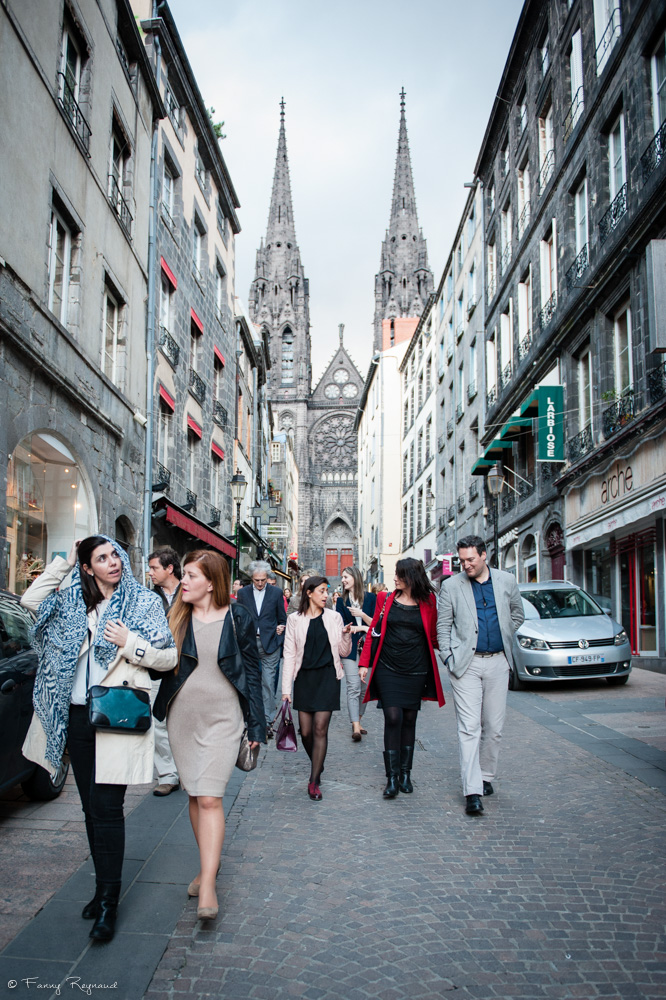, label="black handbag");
[230,609,260,772]
[86,644,152,734]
